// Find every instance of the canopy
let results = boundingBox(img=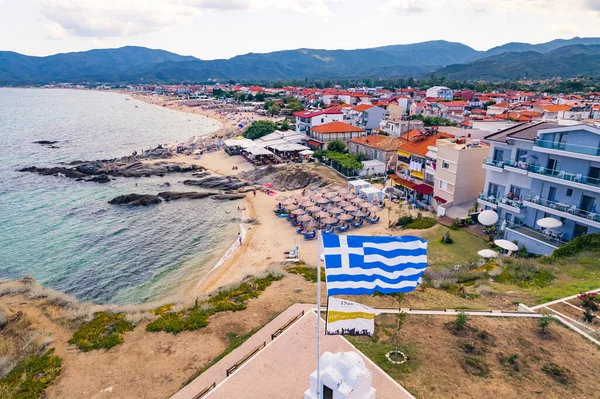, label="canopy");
[536,217,563,229]
[300,149,314,156]
[478,249,499,258]
[494,239,519,252]
[414,184,434,196]
[478,210,499,226]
